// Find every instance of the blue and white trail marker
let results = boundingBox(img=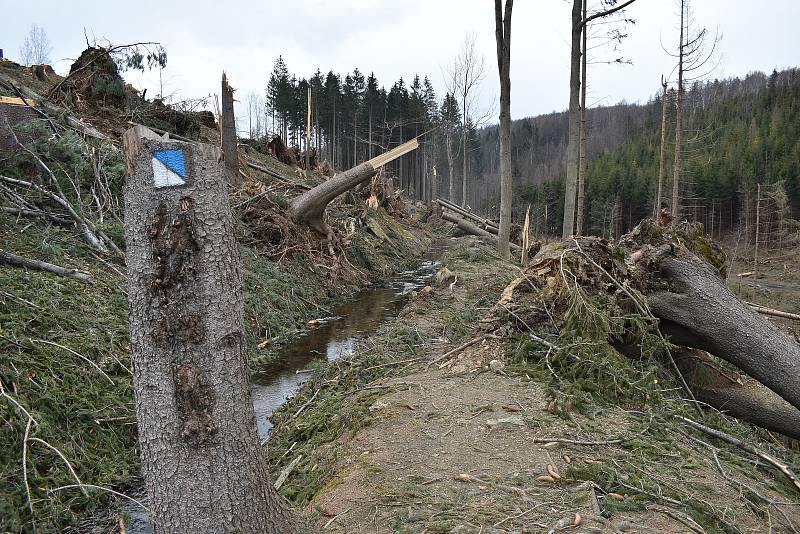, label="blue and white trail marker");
[151,149,187,188]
